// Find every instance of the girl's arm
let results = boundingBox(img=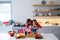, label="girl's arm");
[36,23,42,28]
